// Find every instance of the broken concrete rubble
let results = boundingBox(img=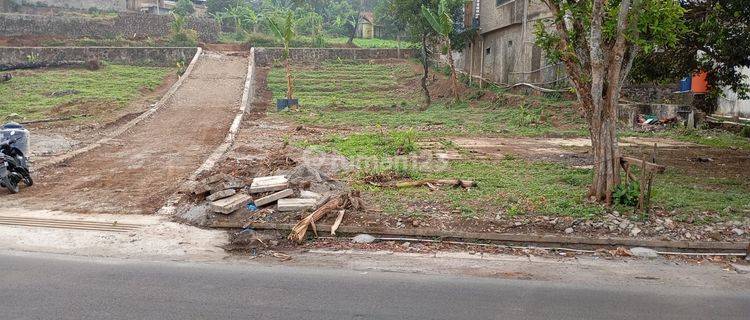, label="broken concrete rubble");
[254,188,293,207]
[206,189,236,202]
[250,175,289,193]
[277,198,317,212]
[210,193,252,214]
